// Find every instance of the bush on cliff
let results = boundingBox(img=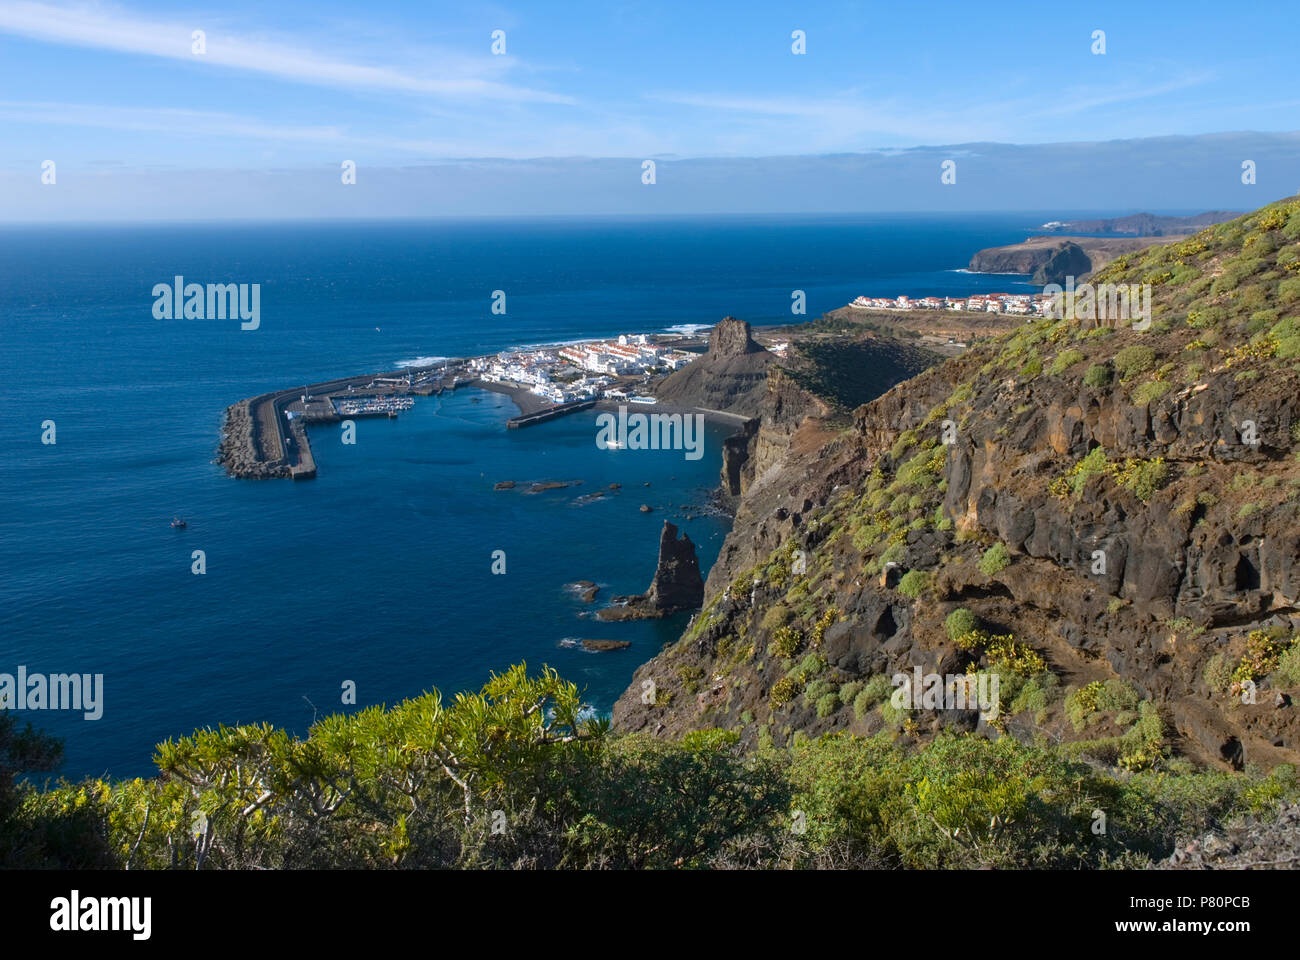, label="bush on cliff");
[945,607,978,642]
[1083,363,1113,388]
[1113,345,1157,381]
[1049,349,1084,376]
[977,543,1011,576]
[896,569,930,599]
[9,663,1300,870]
